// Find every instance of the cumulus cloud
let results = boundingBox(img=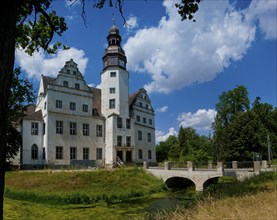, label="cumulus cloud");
[15,47,88,79]
[125,15,139,30]
[123,0,265,94]
[156,105,168,113]
[156,127,177,143]
[178,109,217,134]
[246,0,277,39]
